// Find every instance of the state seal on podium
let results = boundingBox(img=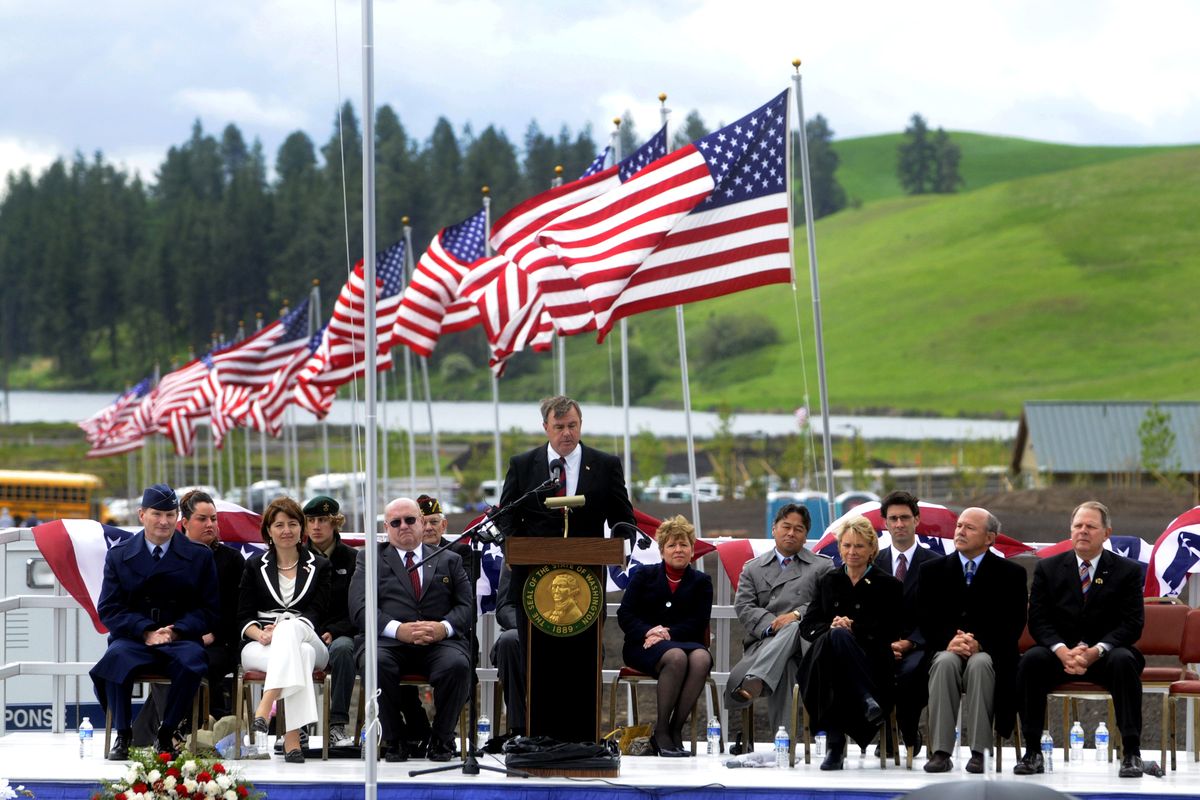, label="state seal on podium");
[523,564,603,637]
